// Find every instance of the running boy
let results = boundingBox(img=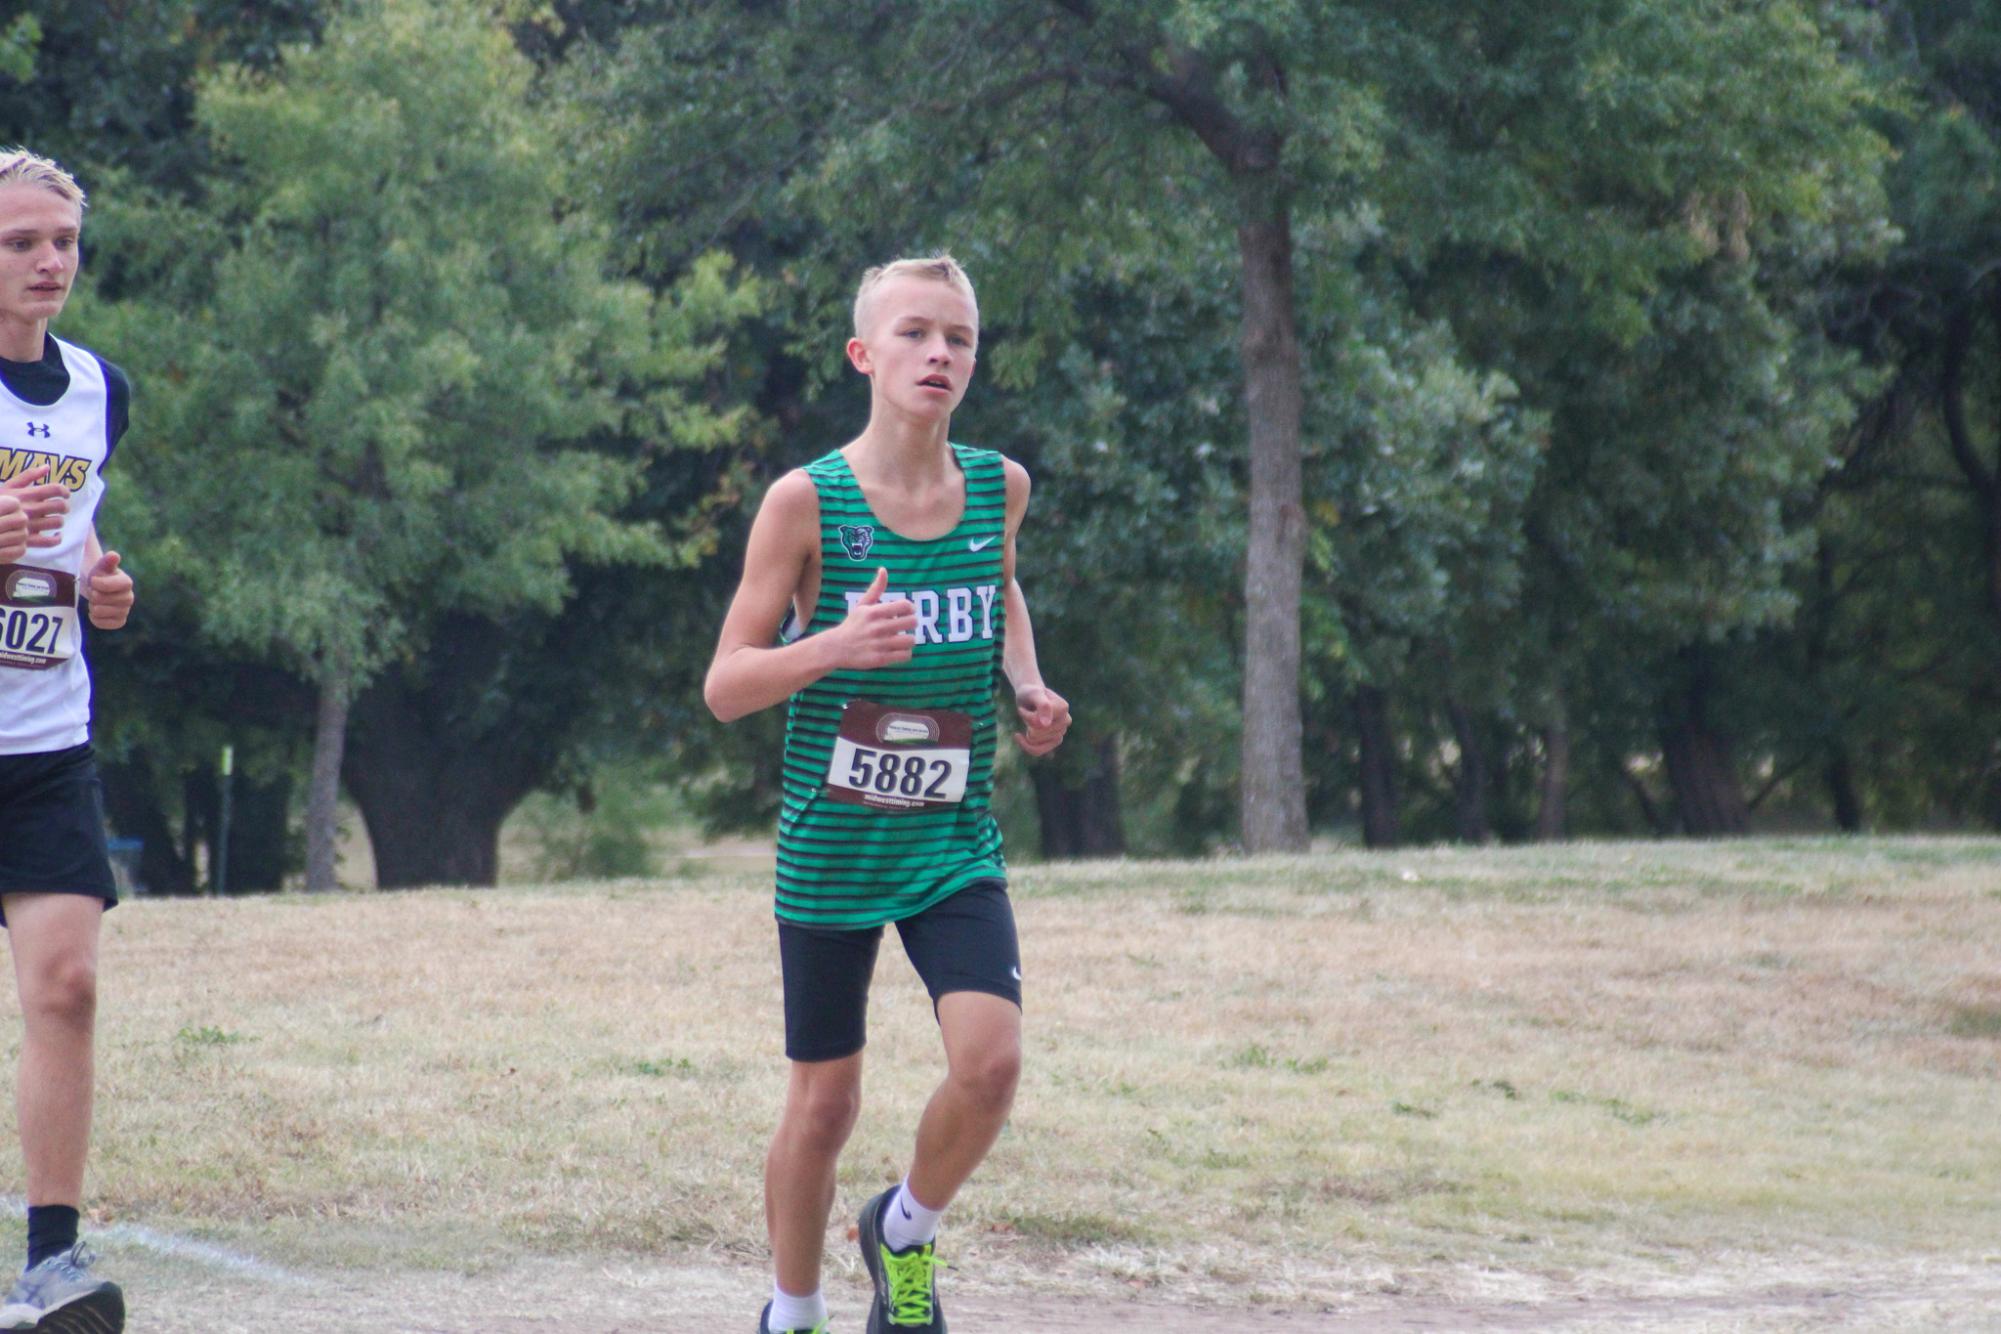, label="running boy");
[706,255,1069,1334]
[0,148,137,1334]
